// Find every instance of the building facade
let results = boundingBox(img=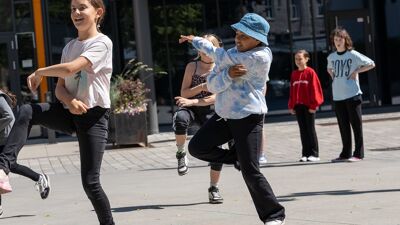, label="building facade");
[0,0,399,128]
